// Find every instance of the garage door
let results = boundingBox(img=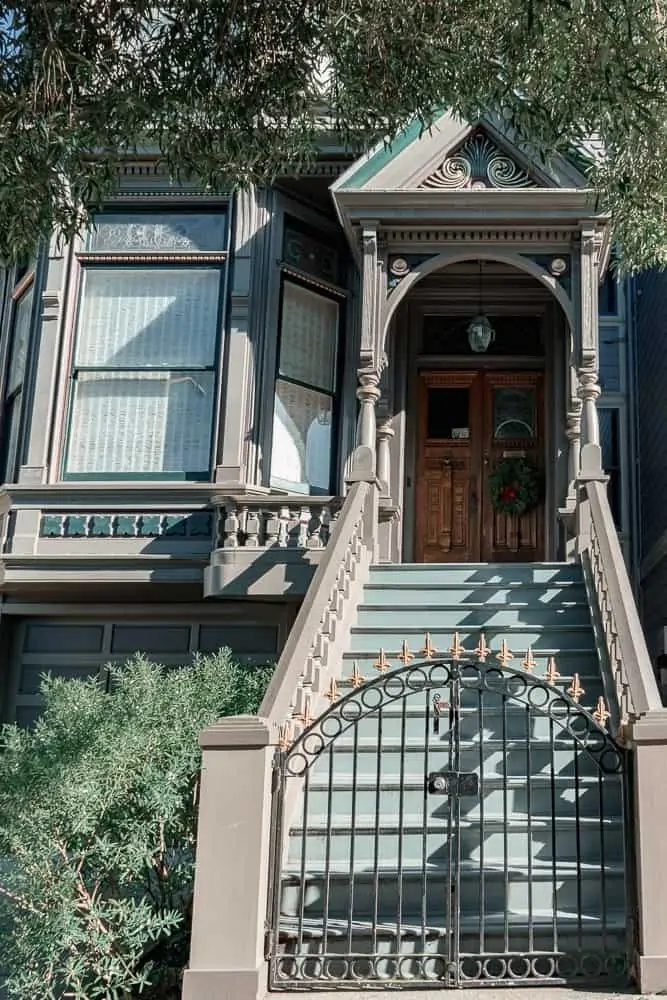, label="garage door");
[12,616,284,727]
